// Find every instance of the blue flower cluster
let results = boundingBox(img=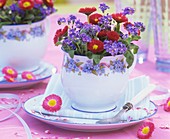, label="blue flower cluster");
[64,58,80,73]
[126,22,145,36]
[98,15,112,30]
[30,26,44,37]
[63,37,77,50]
[99,3,110,13]
[110,59,126,73]
[10,4,25,16]
[81,24,101,38]
[123,7,135,15]
[104,41,127,56]
[82,60,105,75]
